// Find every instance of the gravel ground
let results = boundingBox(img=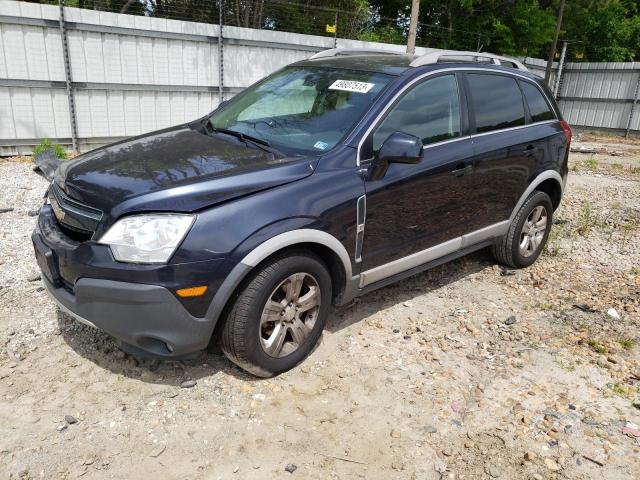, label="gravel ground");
[0,134,639,480]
